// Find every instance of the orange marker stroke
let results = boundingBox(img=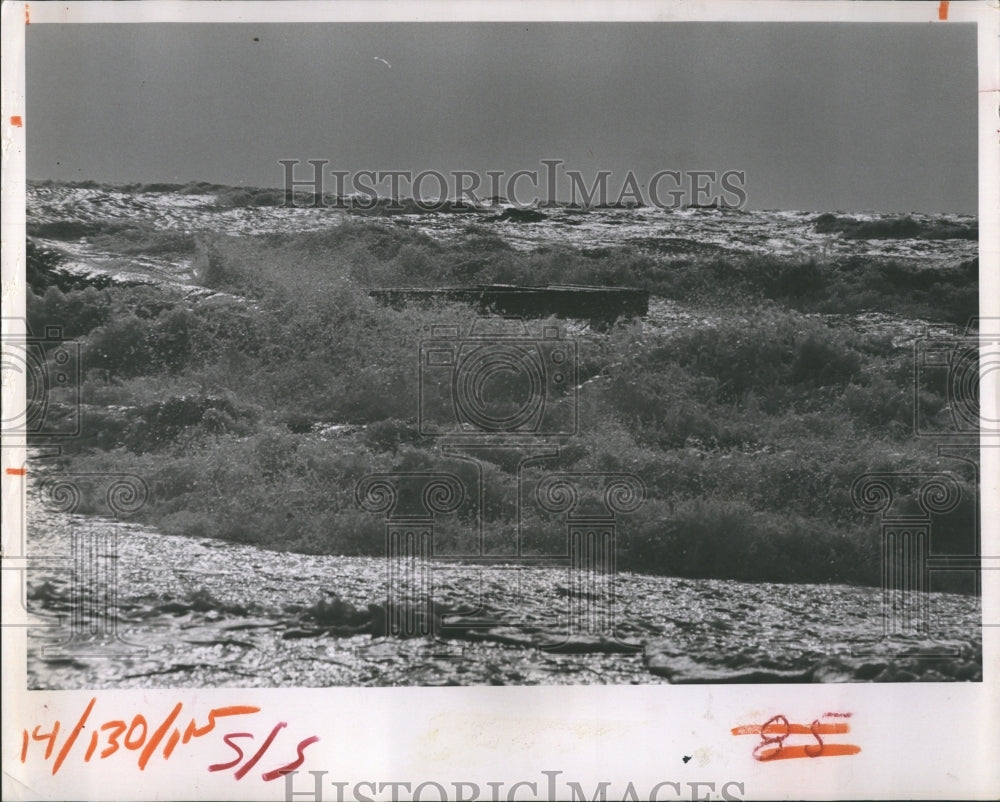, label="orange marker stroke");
[182,705,261,742]
[138,702,183,770]
[51,697,96,775]
[733,715,860,762]
[24,699,313,777]
[731,722,850,737]
[756,744,862,761]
